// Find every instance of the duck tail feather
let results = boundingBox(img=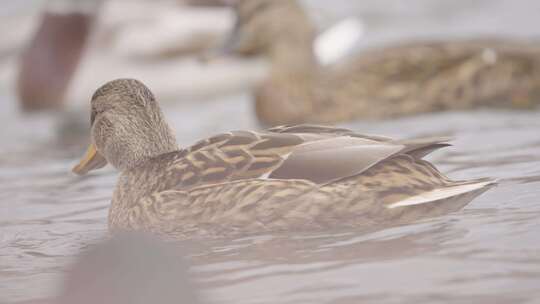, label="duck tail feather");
[387,179,496,209]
